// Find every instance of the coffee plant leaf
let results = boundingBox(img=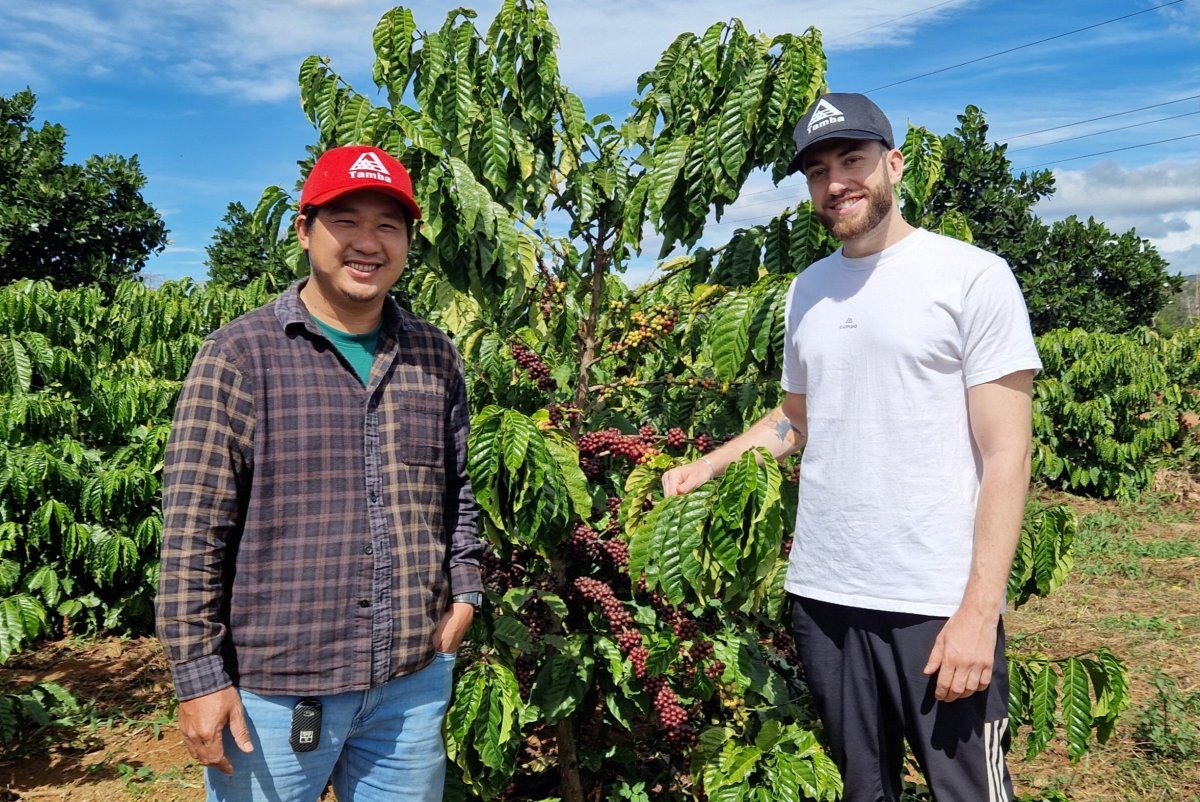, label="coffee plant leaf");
[1061,657,1093,761]
[0,593,48,662]
[1026,660,1059,758]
